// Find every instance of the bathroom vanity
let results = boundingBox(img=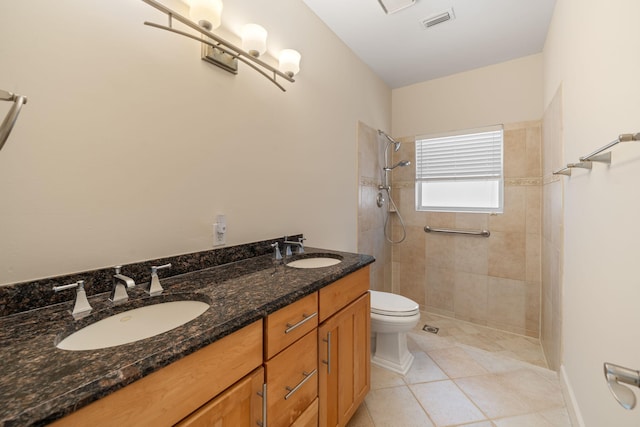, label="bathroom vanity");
[0,241,373,426]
